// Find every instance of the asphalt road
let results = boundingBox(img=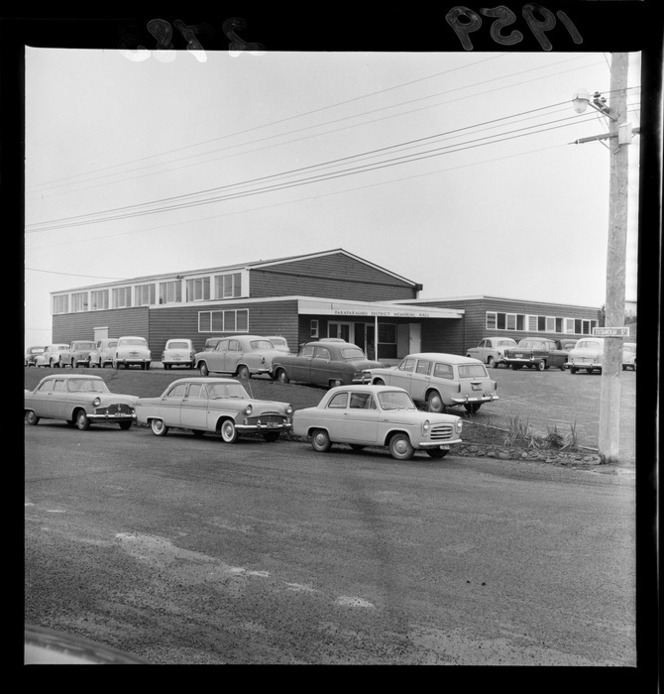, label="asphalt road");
[25,421,636,666]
